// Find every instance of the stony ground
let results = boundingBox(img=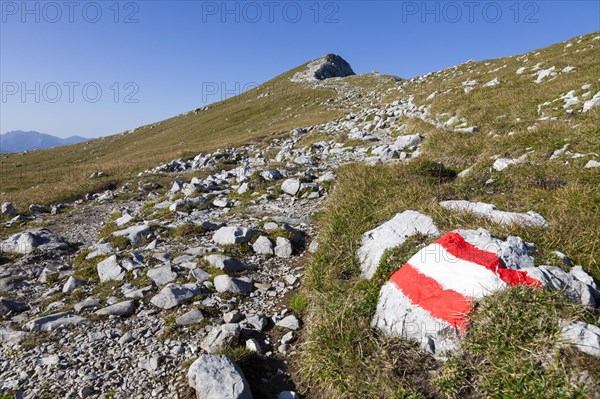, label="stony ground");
[0,84,430,399]
[1,35,599,398]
